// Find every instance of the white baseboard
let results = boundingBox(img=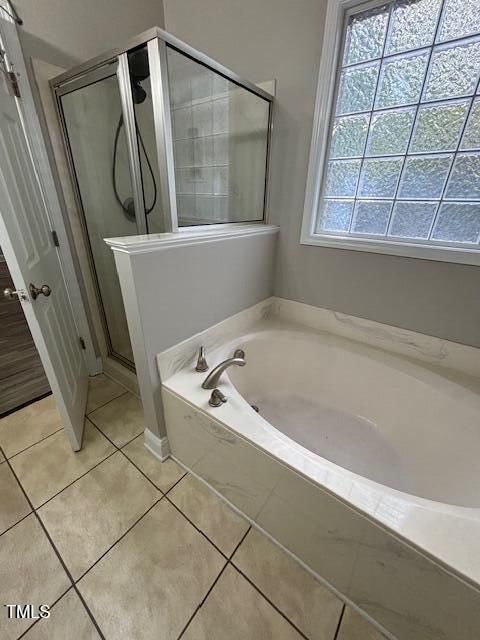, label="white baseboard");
[144,428,170,462]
